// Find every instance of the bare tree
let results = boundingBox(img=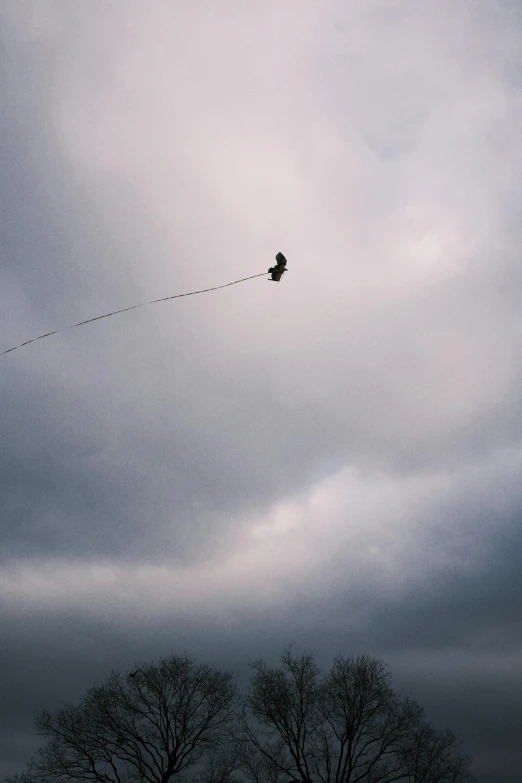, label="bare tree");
[398,721,472,783]
[238,650,322,783]
[5,650,472,783]
[7,654,240,783]
[238,650,471,783]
